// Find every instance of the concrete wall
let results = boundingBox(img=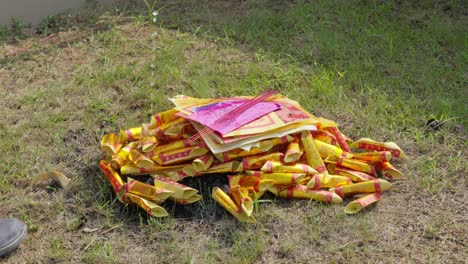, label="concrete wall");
[0,0,108,26]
